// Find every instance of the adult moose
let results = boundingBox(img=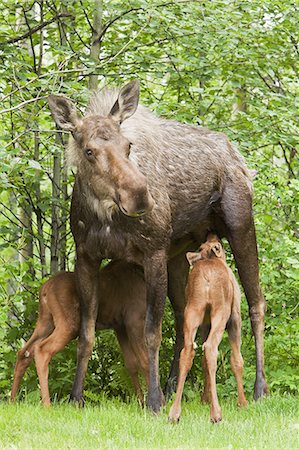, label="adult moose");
[48,80,268,413]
